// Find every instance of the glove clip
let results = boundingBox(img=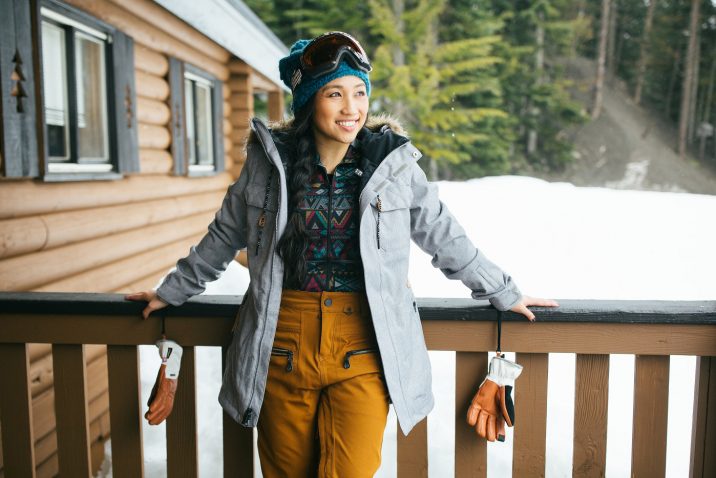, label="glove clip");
[496,310,504,358]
